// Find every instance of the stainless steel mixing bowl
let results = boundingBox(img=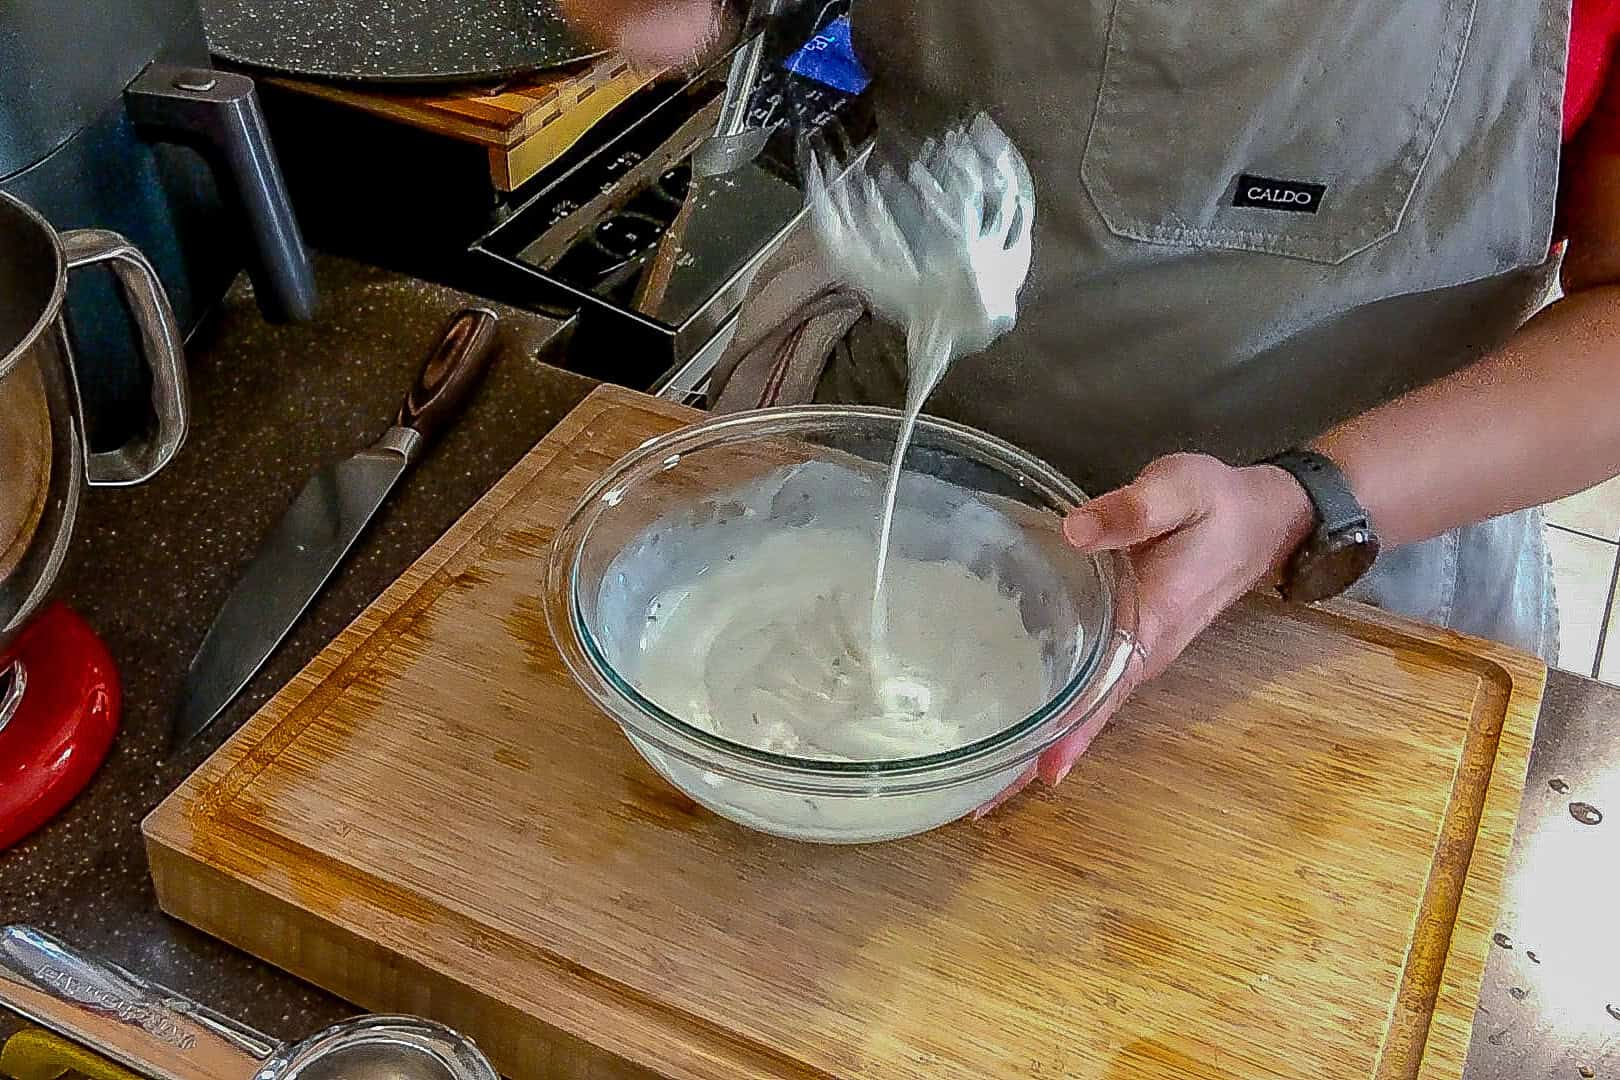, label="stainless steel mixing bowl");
[0,190,188,731]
